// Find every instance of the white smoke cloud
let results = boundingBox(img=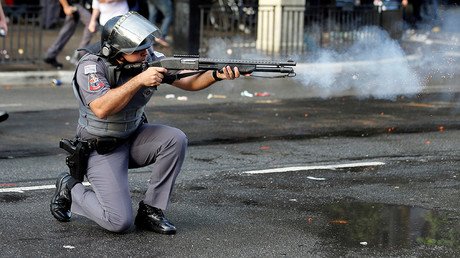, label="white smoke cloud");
[205,19,460,101]
[294,26,423,99]
[407,8,460,83]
